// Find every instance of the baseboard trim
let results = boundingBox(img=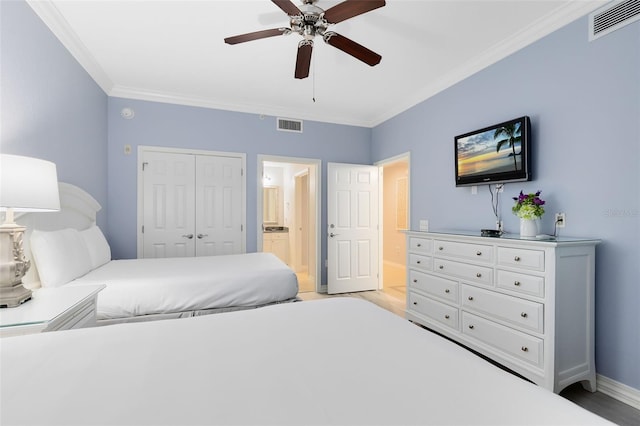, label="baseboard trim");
[597,374,640,410]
